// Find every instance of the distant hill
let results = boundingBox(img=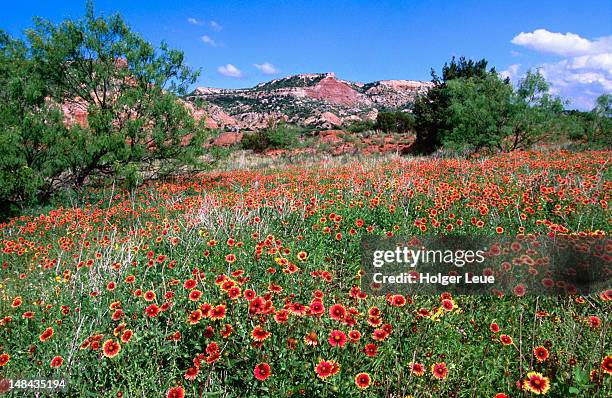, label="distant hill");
[186,73,433,130]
